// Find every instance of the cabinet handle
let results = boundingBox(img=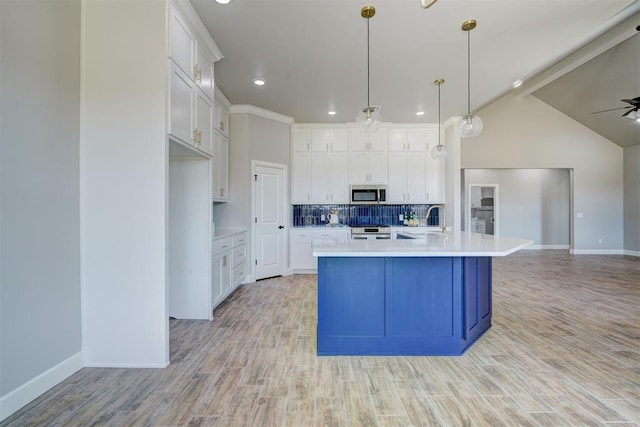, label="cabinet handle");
[223,255,227,267]
[219,188,224,197]
[193,65,201,83]
[219,121,224,131]
[193,129,201,143]
[407,143,411,151]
